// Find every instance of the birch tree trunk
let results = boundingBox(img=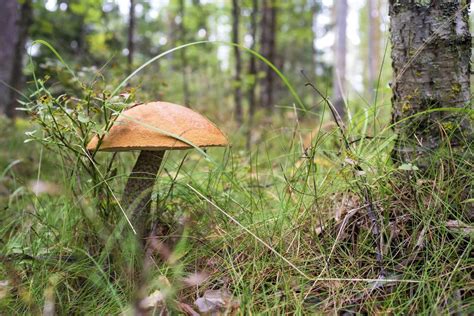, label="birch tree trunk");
[246,0,258,149]
[332,0,348,119]
[367,0,381,102]
[389,0,472,165]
